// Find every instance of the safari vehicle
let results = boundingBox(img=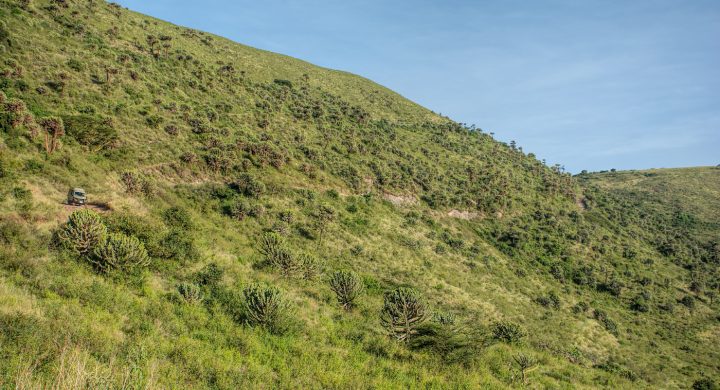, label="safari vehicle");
[67,188,87,205]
